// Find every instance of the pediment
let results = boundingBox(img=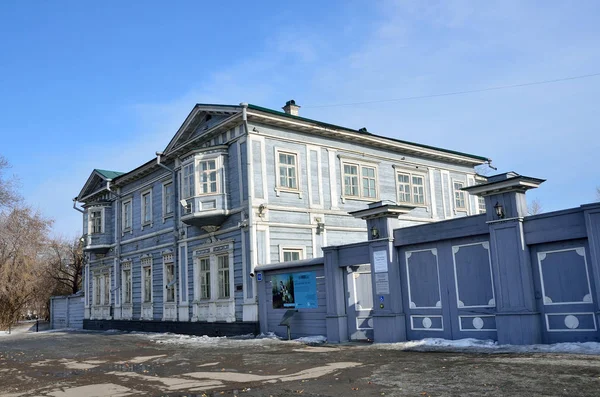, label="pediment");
[163,104,242,154]
[77,169,124,201]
